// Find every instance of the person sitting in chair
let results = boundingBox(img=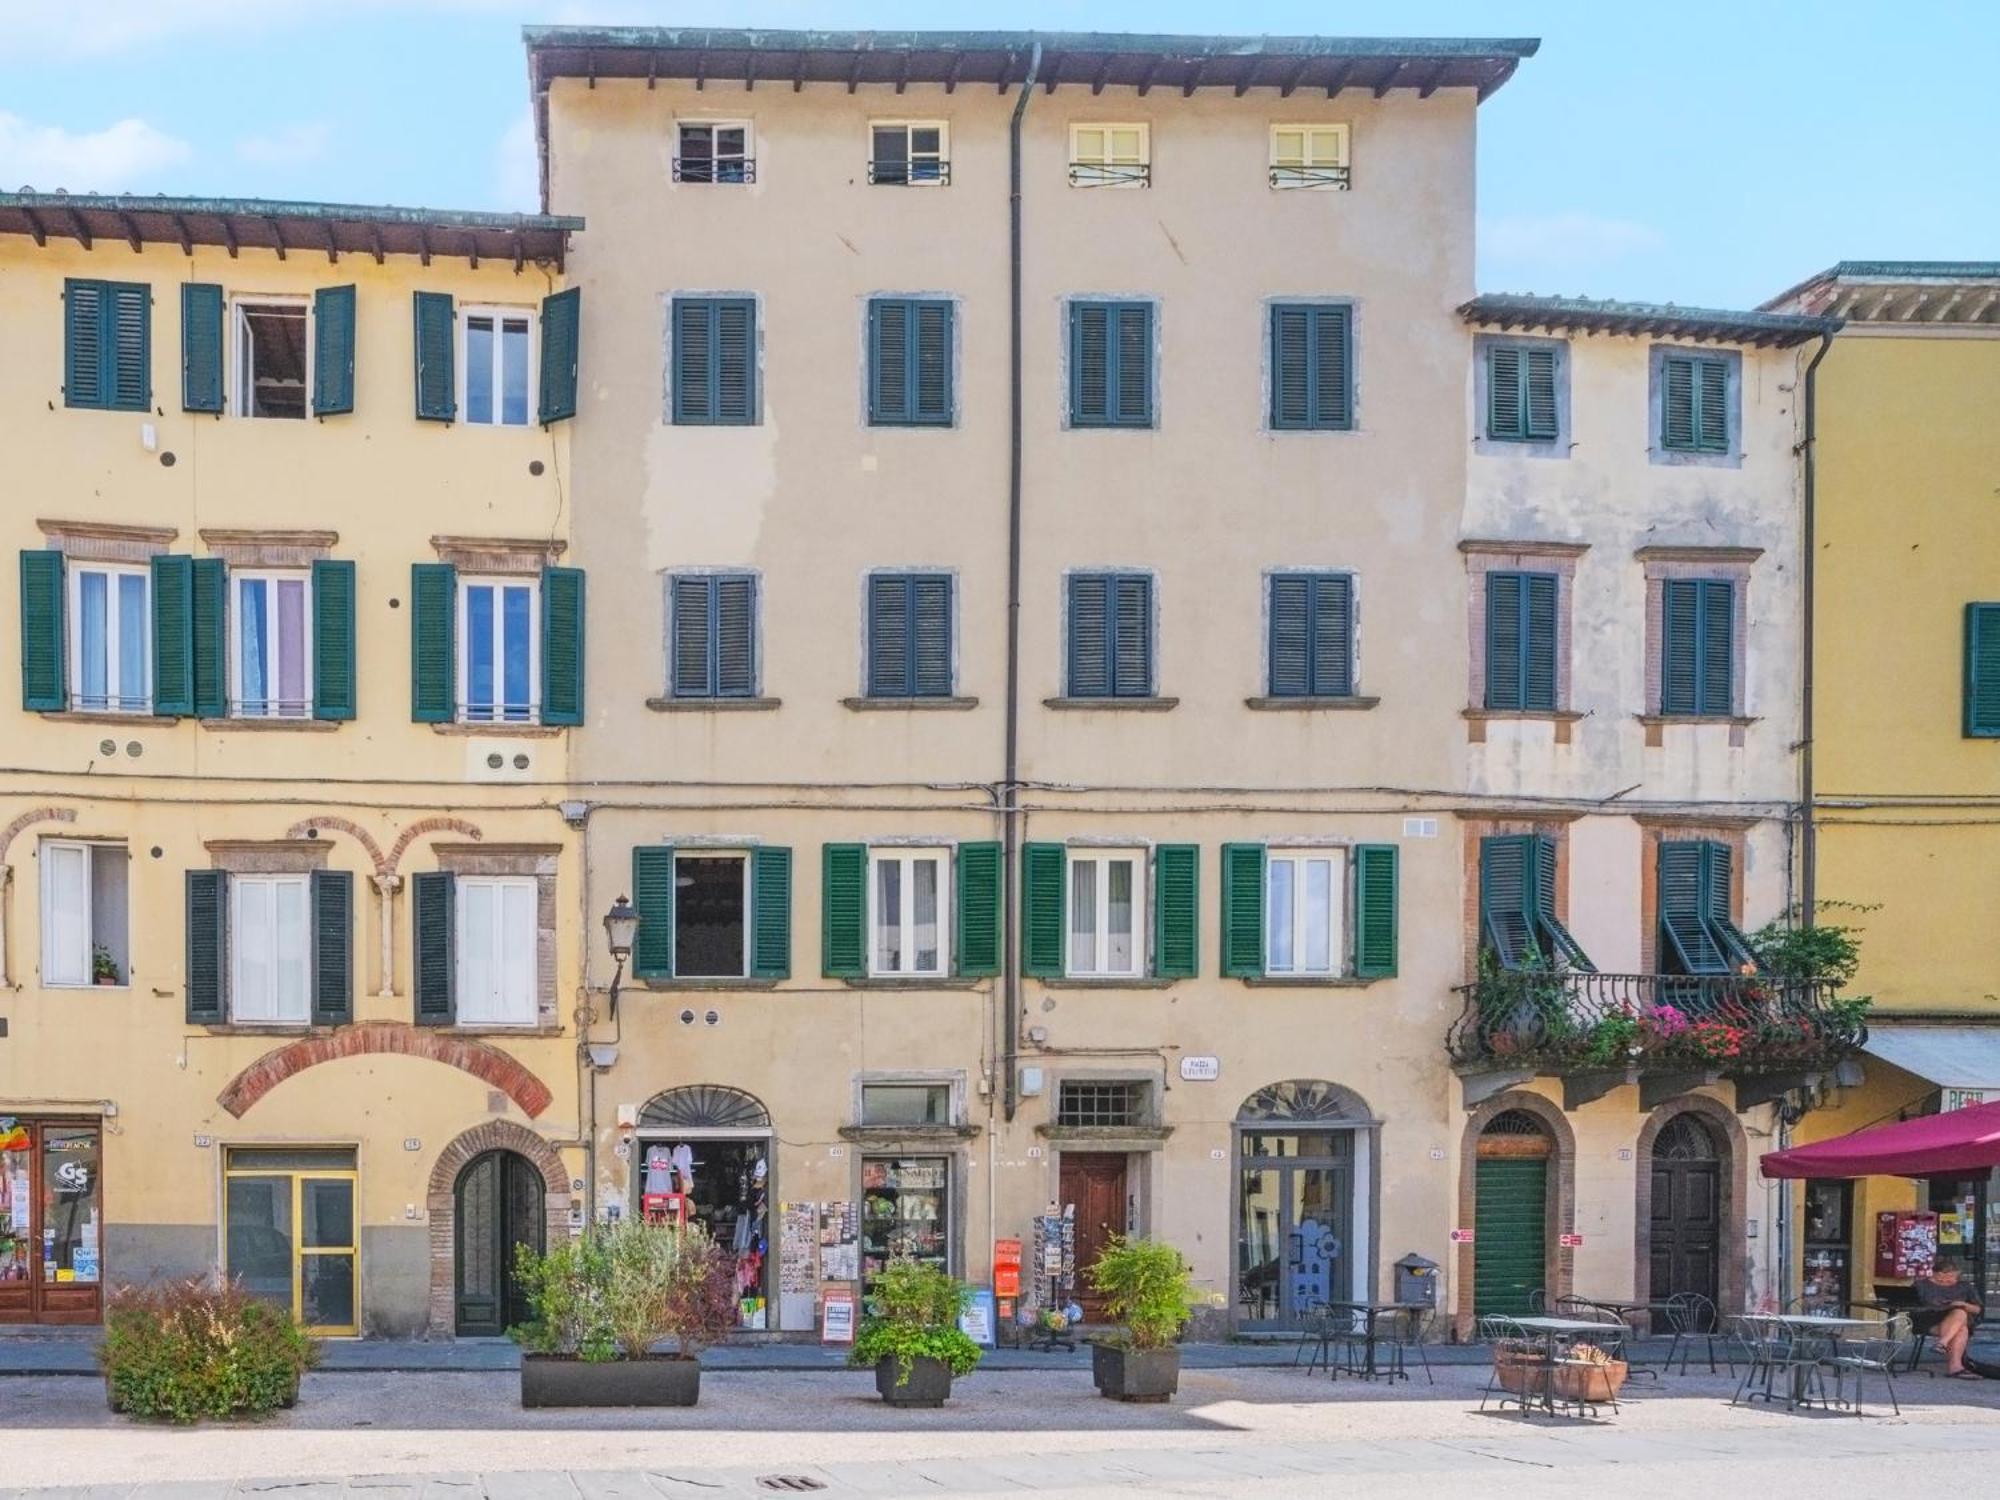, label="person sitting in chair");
[1915,1257,1984,1378]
